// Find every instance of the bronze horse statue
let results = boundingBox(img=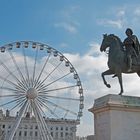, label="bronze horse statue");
[100,34,140,95]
